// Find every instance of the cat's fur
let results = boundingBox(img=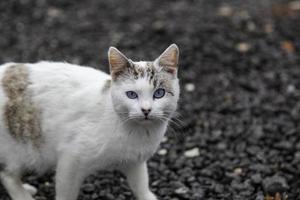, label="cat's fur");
[0,44,180,200]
